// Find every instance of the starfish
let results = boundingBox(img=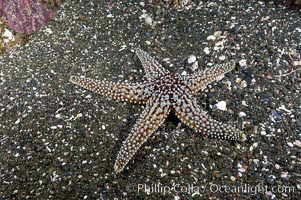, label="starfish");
[70,49,243,173]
